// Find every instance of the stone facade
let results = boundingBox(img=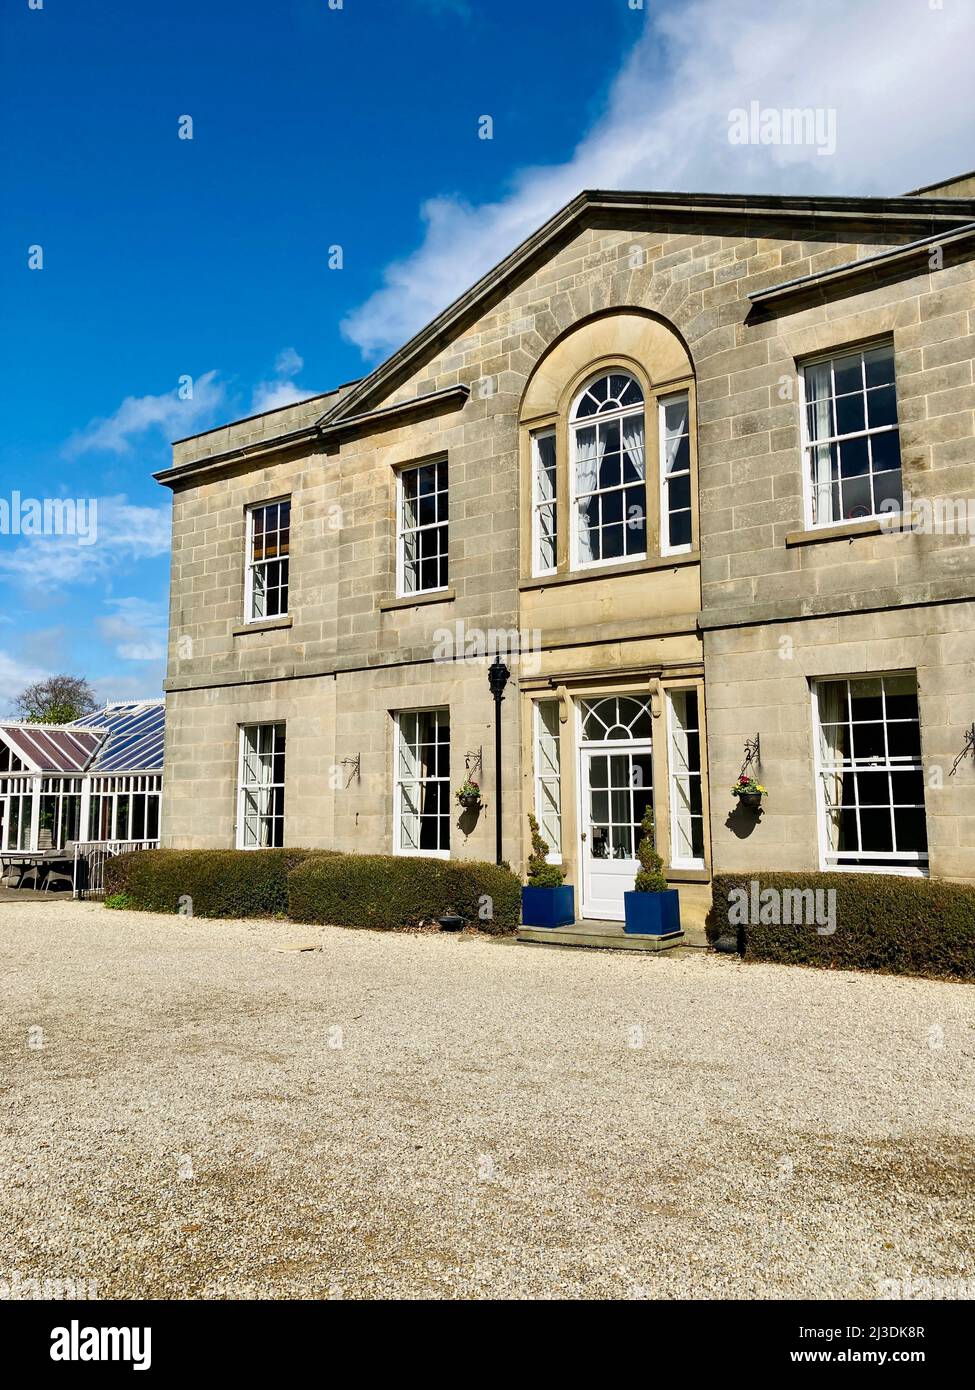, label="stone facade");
[158,186,975,929]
